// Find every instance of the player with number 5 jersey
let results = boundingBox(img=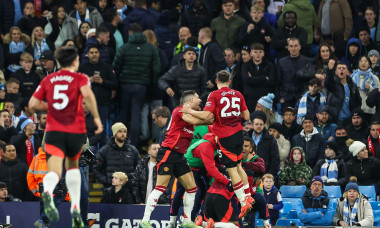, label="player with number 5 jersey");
[181,70,253,219]
[29,46,102,228]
